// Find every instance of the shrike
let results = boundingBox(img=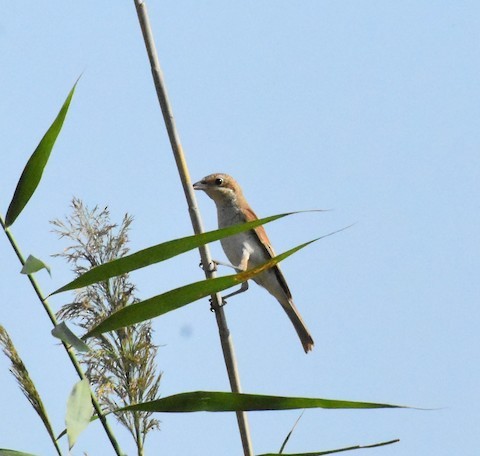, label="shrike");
[193,173,314,353]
